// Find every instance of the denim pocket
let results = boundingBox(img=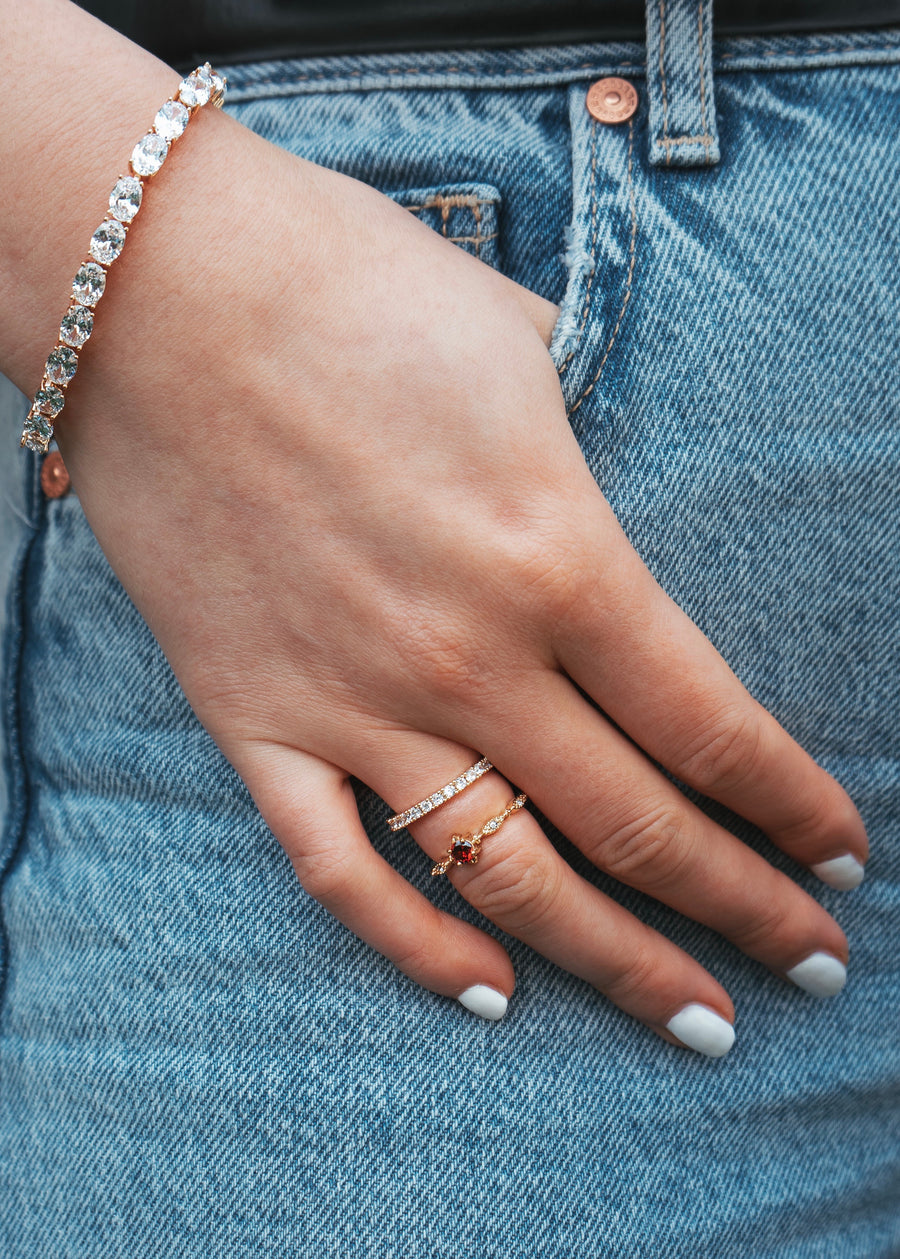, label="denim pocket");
[385,182,501,271]
[547,84,641,425]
